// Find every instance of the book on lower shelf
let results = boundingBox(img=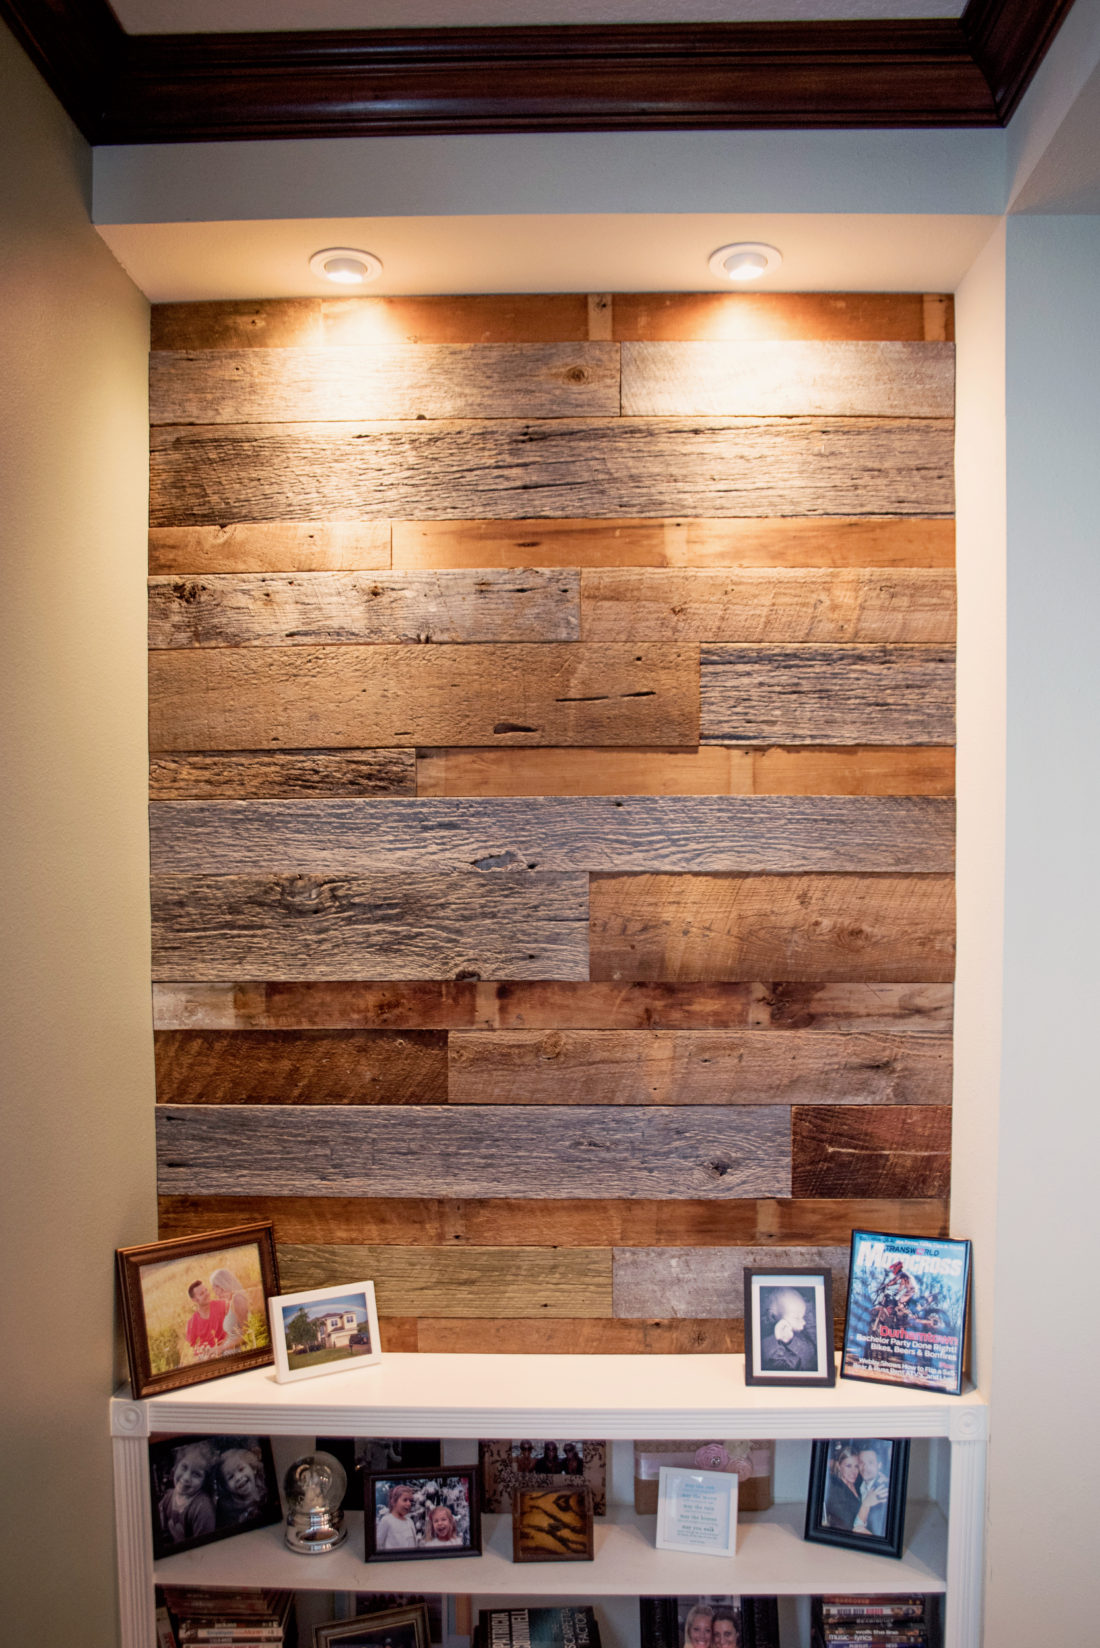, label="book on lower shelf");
[811,1594,931,1648]
[476,1606,600,1648]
